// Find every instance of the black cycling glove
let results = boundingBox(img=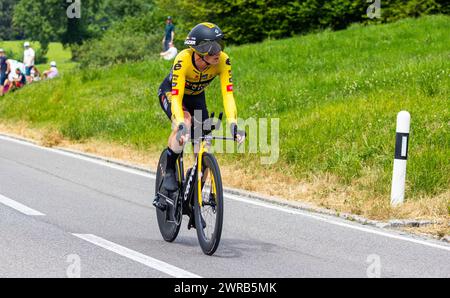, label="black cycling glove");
[230,123,246,142]
[176,122,188,142]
